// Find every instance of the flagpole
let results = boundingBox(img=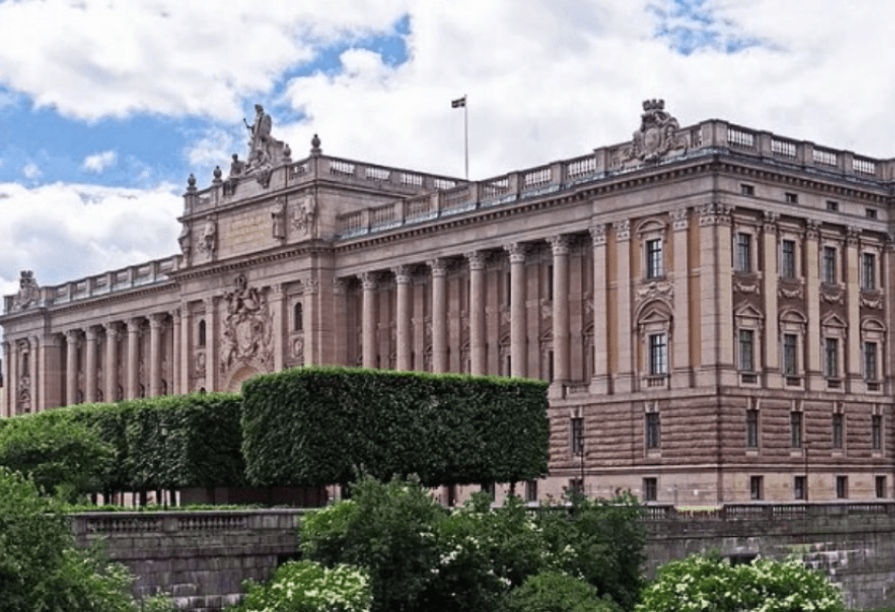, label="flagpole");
[464,94,469,181]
